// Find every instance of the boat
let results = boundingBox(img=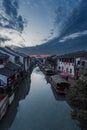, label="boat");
[38,63,47,70]
[0,86,9,120]
[43,68,56,76]
[49,75,70,94]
